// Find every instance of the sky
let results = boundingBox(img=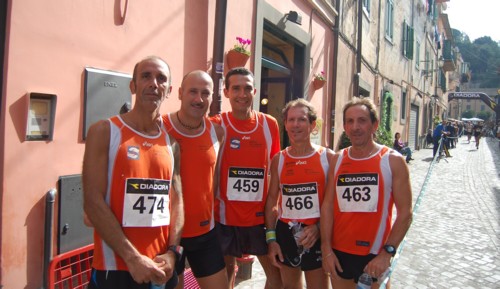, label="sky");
[445,0,500,42]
